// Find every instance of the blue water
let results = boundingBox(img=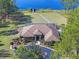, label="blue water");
[13,0,78,10]
[26,45,52,59]
[40,47,51,59]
